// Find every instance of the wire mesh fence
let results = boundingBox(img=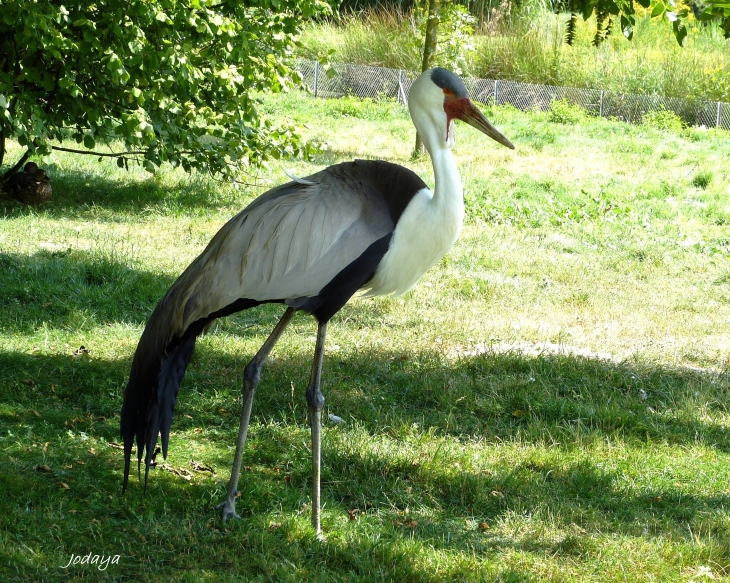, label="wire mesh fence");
[296,60,729,131]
